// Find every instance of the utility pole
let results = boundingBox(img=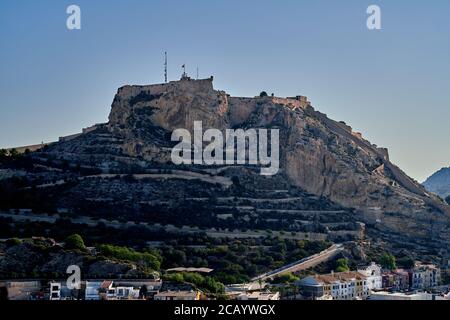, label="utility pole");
[164,51,168,83]
[196,66,199,80]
